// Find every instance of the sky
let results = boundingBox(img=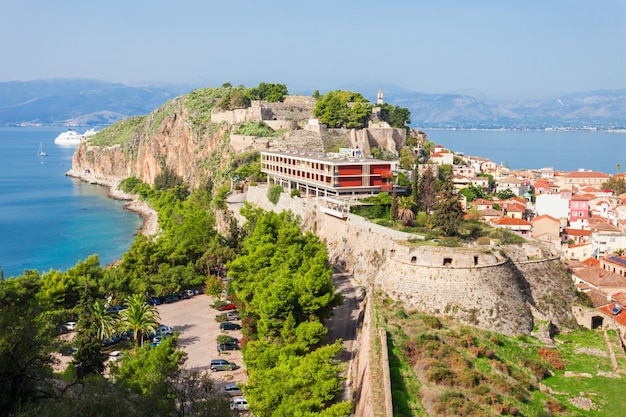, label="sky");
[1,0,625,101]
